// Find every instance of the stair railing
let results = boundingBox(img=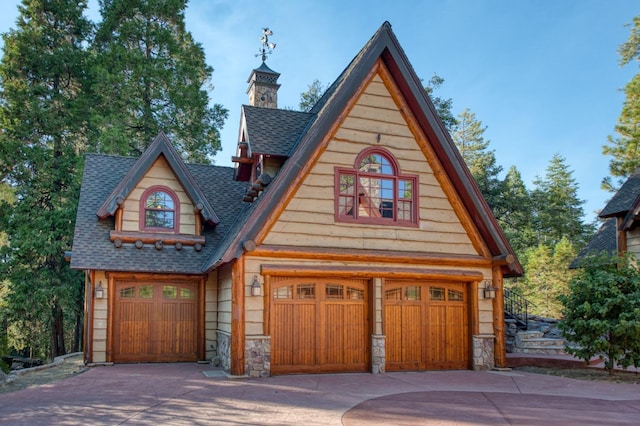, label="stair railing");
[503,288,529,330]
